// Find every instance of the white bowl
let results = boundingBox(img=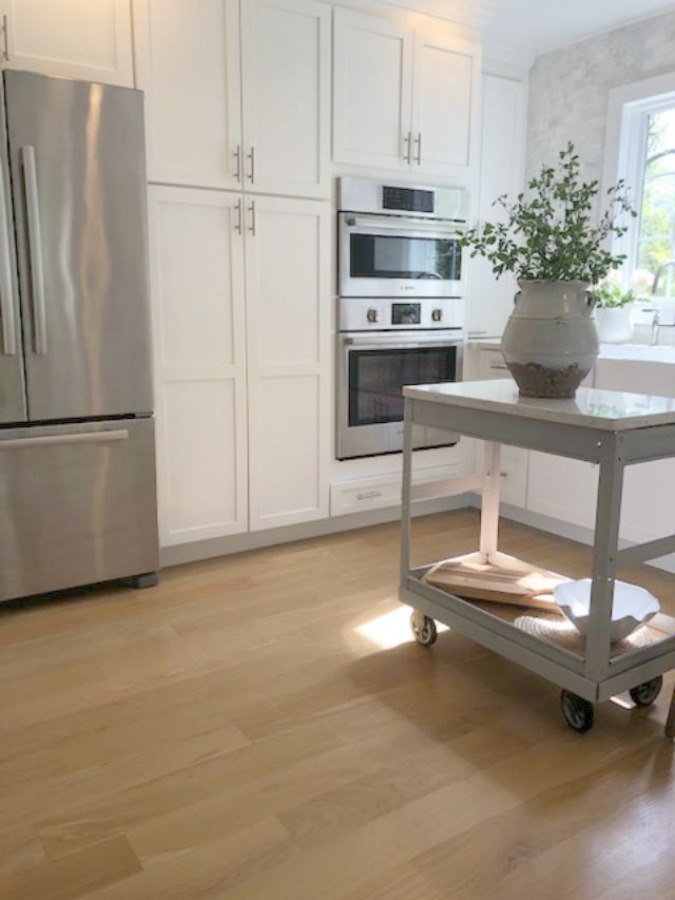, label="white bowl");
[553,578,660,642]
